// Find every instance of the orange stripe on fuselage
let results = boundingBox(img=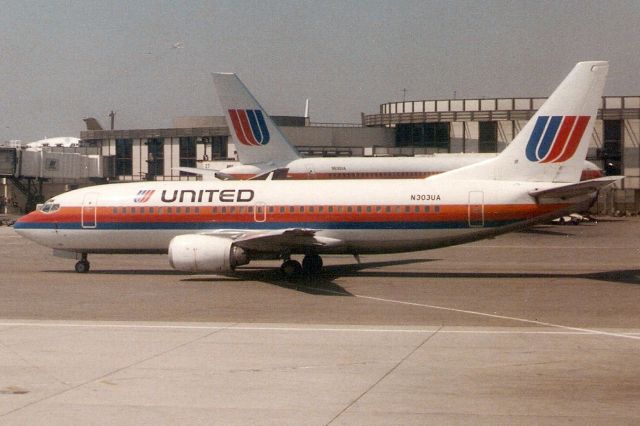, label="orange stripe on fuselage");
[21,203,569,225]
